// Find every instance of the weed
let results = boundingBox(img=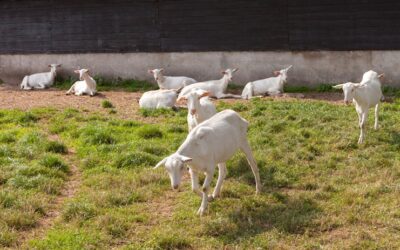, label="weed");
[101,100,114,108]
